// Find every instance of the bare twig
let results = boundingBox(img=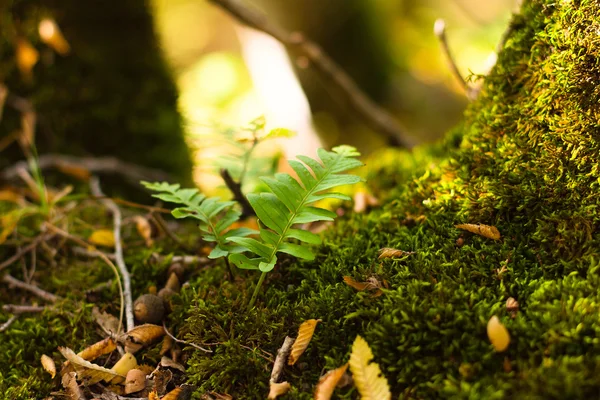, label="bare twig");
[3,304,47,314]
[0,315,19,332]
[3,273,60,303]
[151,253,211,266]
[434,19,477,100]
[90,176,134,332]
[0,153,172,184]
[220,168,254,218]
[162,321,212,353]
[72,246,116,261]
[270,336,294,384]
[0,233,54,272]
[208,0,414,148]
[44,222,125,335]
